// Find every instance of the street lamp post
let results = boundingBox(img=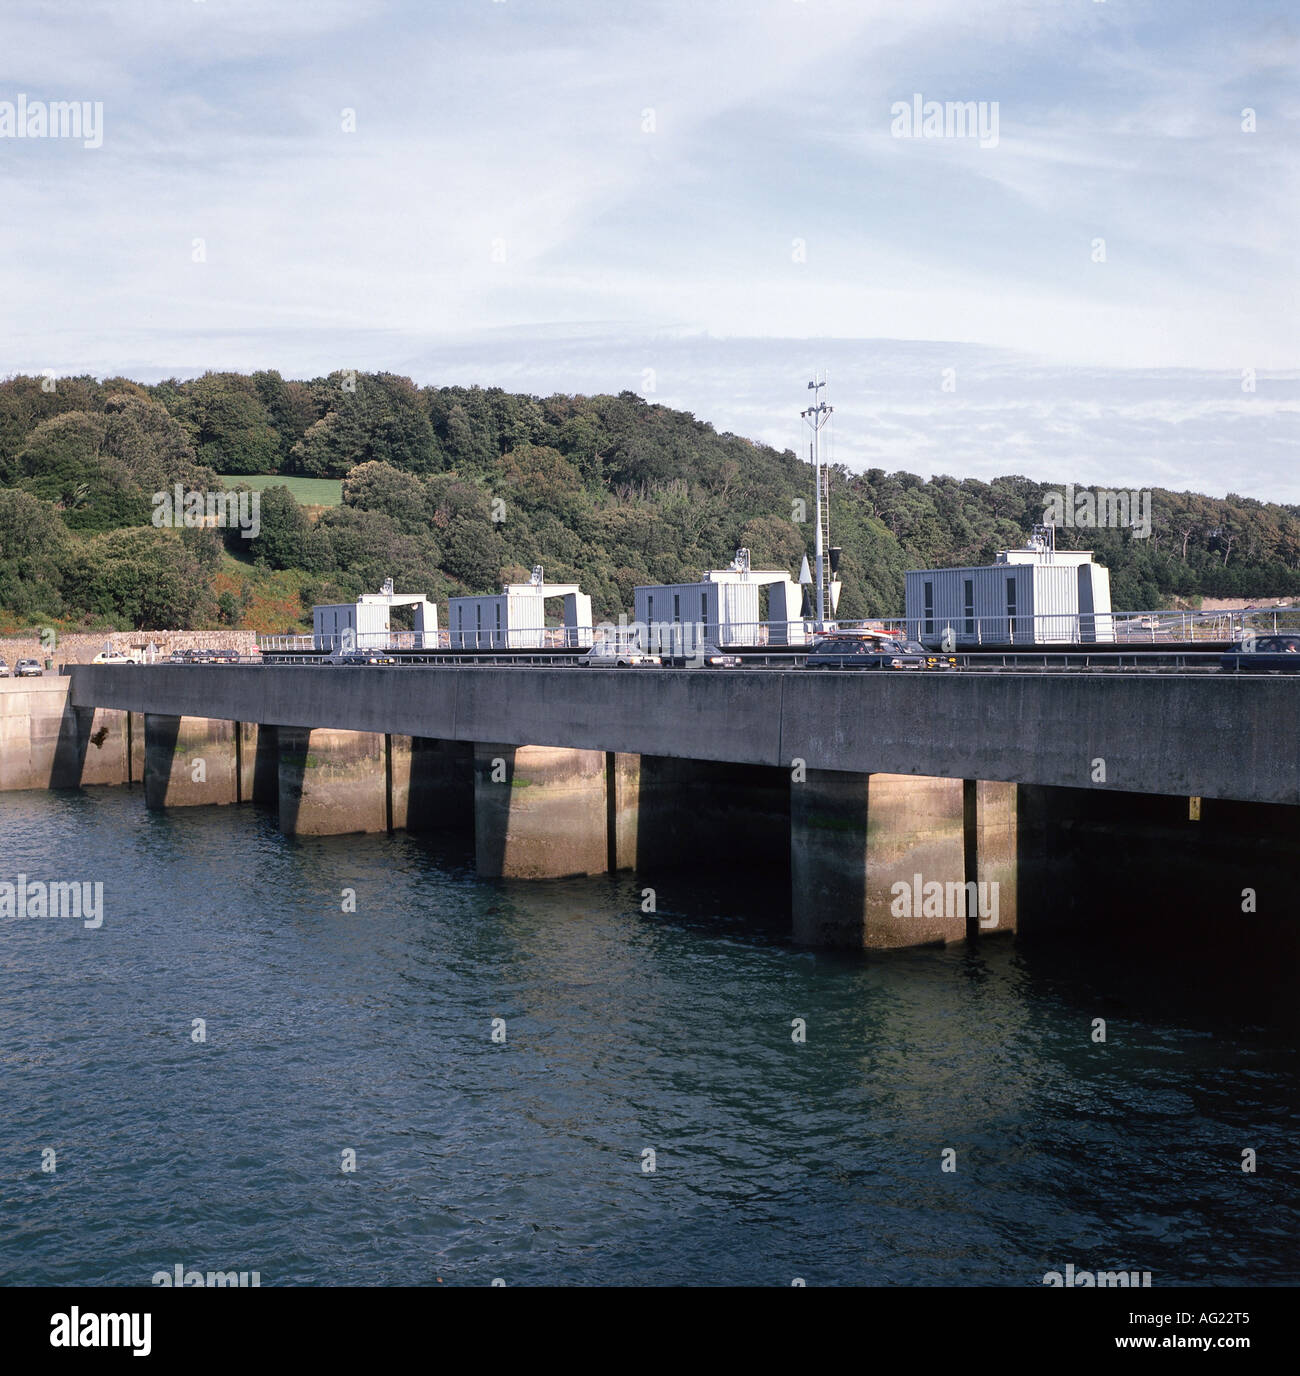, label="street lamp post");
[801,378,833,630]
